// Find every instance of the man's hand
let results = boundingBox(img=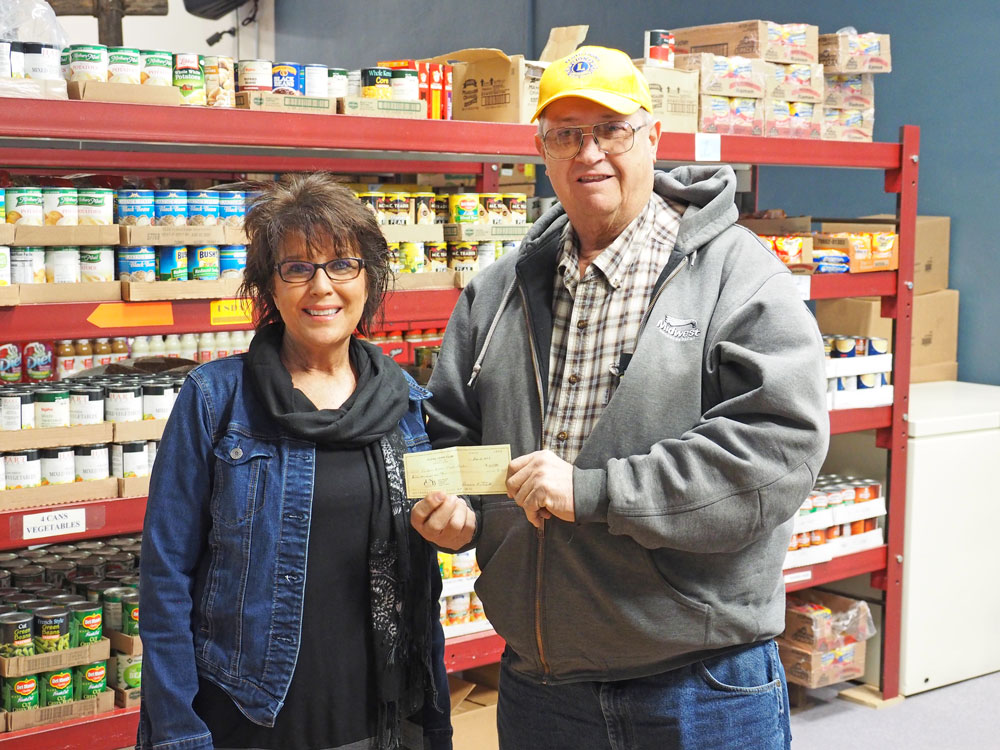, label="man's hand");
[411,491,477,551]
[506,450,575,528]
